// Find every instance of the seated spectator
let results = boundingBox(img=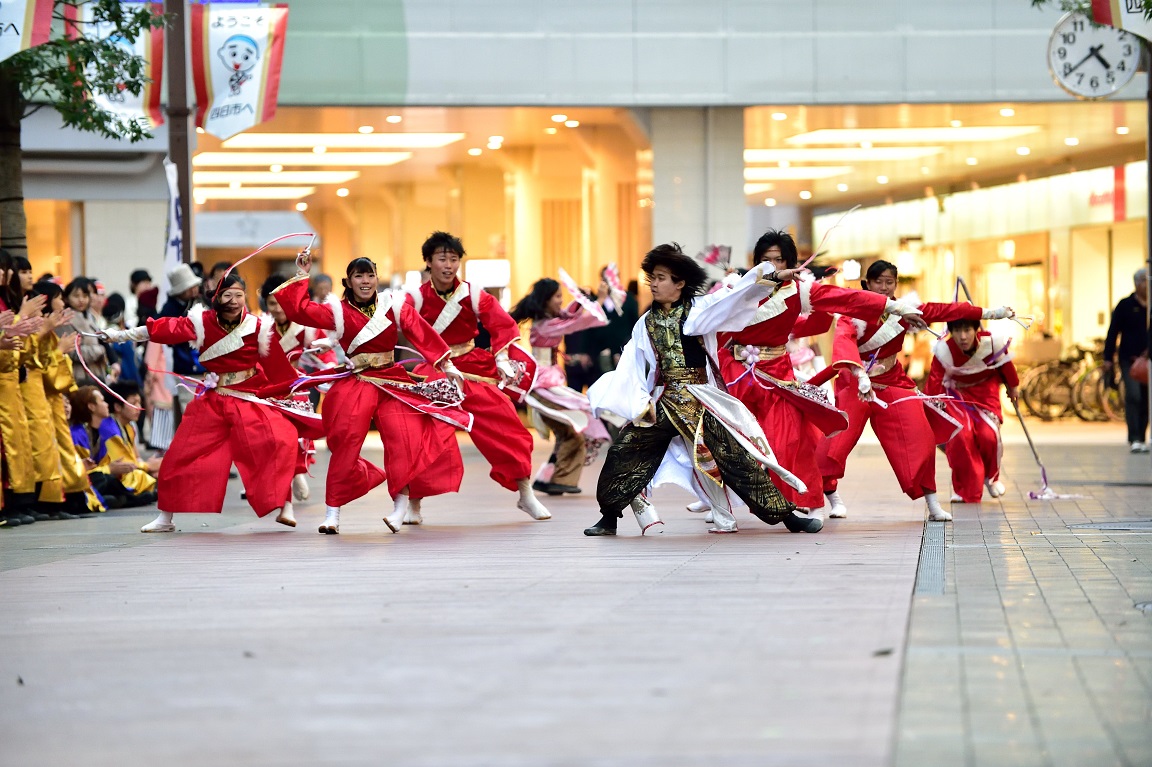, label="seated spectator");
[68,385,157,508]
